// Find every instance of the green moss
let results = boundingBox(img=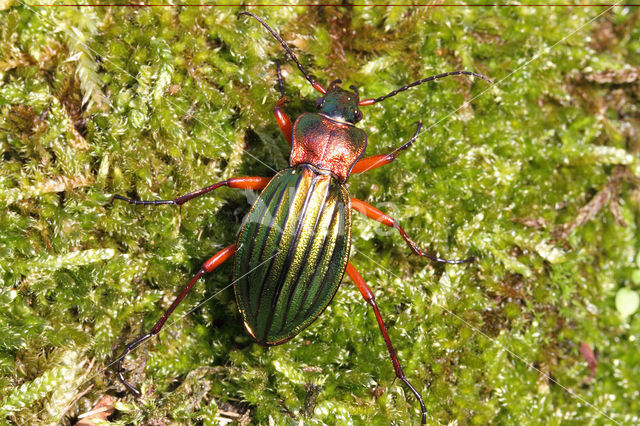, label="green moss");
[1,3,639,425]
